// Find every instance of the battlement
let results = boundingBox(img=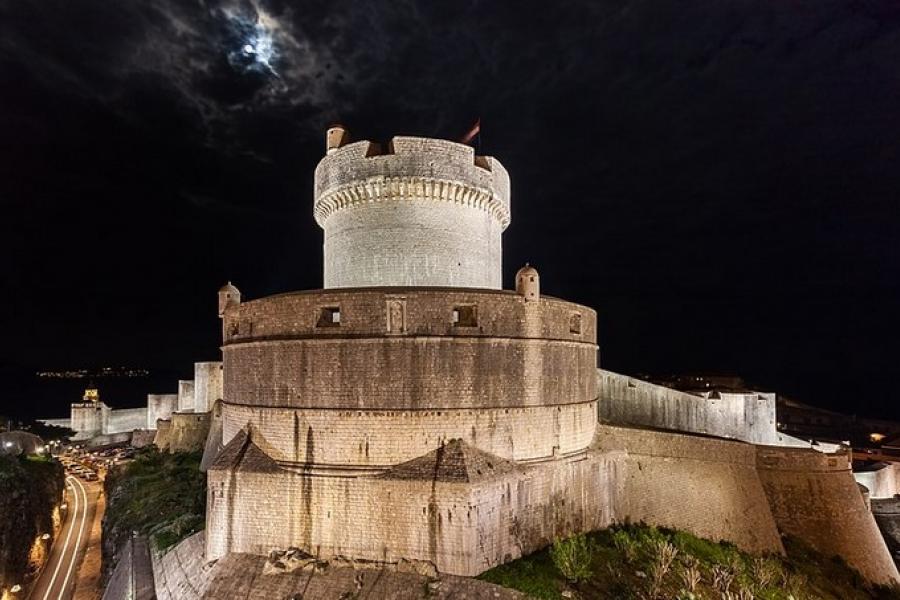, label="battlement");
[313,133,511,289]
[314,136,510,228]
